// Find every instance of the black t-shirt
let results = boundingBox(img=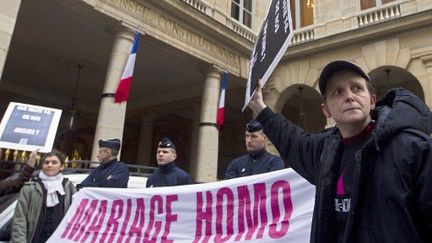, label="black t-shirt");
[334,122,375,242]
